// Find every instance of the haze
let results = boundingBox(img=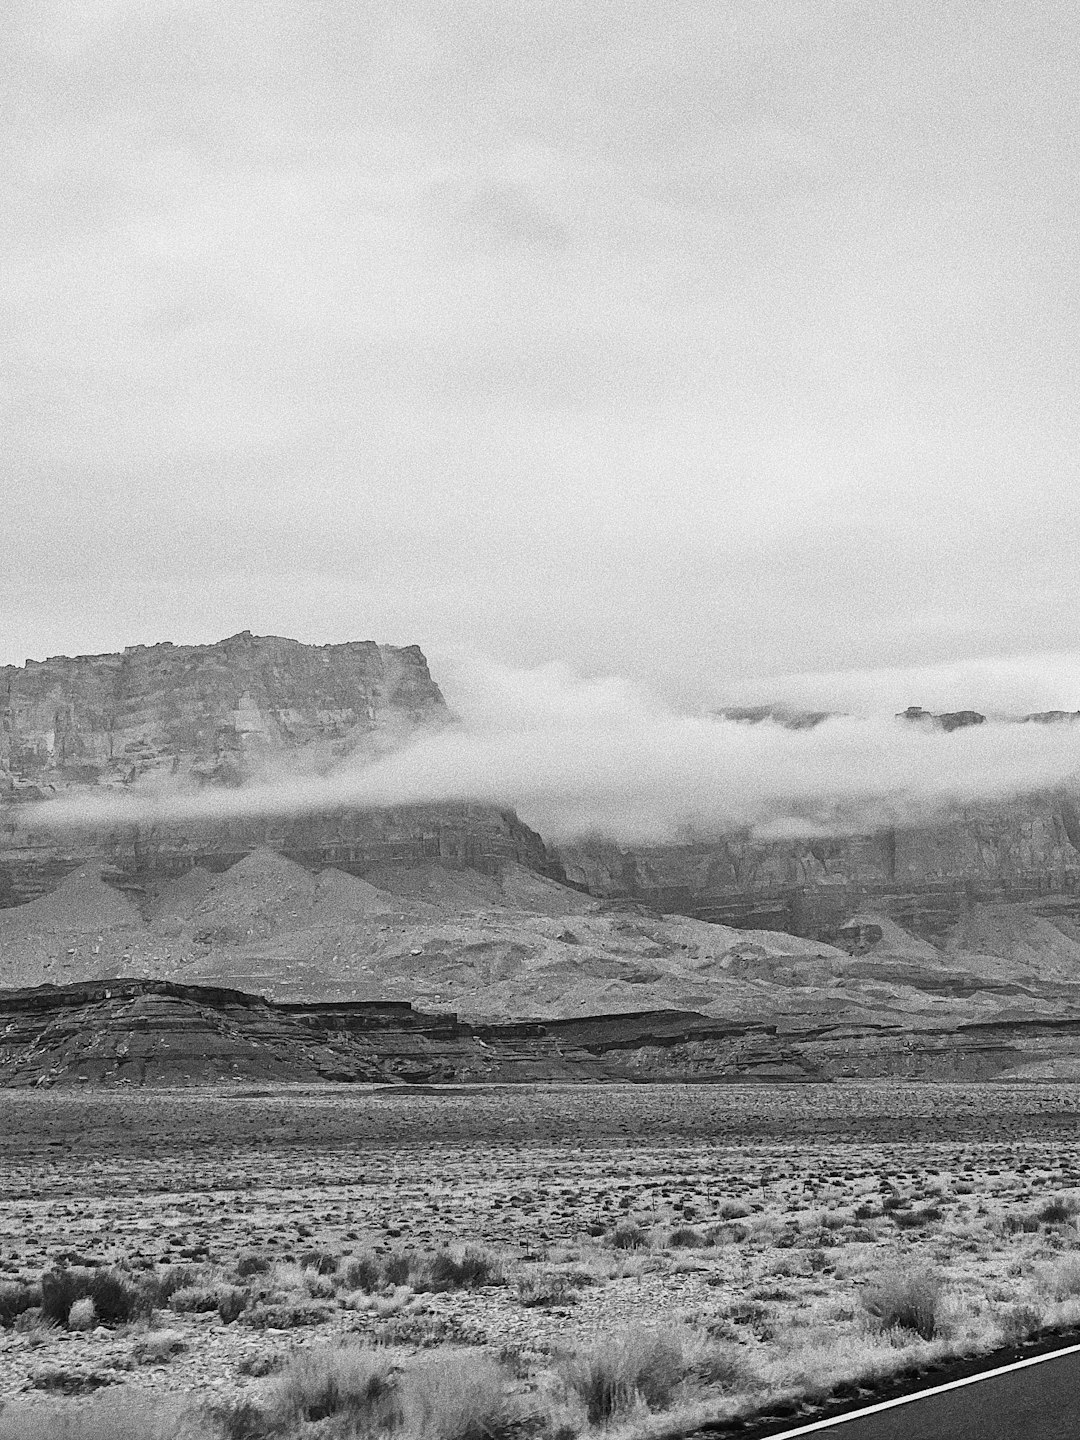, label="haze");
[2,1,1078,706]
